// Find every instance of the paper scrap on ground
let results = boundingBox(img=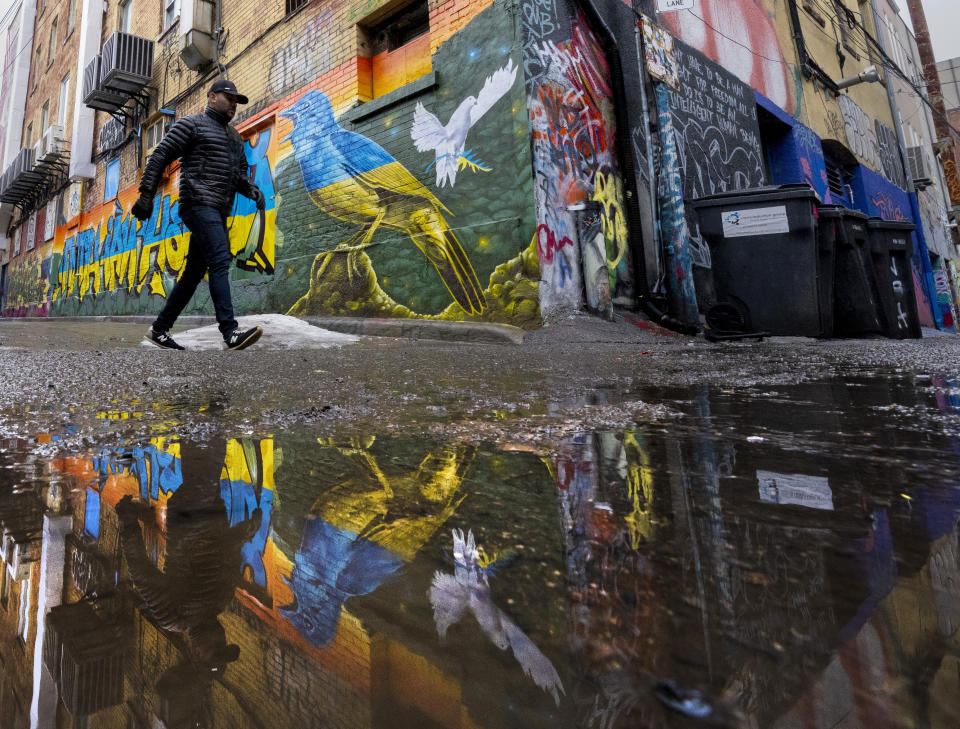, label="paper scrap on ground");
[141,314,358,350]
